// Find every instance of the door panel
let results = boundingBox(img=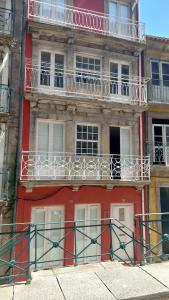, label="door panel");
[75,204,100,264]
[31,206,64,269]
[111,204,134,261]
